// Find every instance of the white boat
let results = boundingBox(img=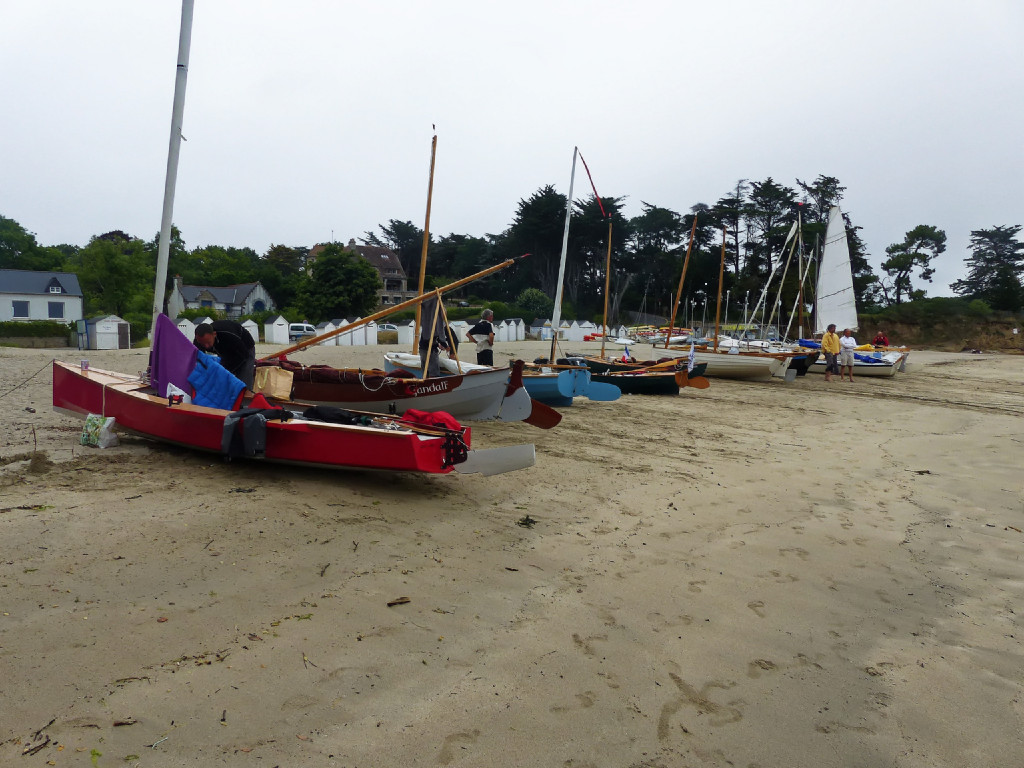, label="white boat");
[806,206,909,376]
[660,345,793,380]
